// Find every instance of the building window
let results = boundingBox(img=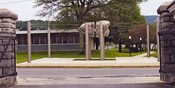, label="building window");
[56,34,62,44]
[40,34,47,44]
[32,34,39,44]
[17,34,27,45]
[68,34,73,43]
[51,34,56,44]
[62,33,68,44]
[74,33,79,43]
